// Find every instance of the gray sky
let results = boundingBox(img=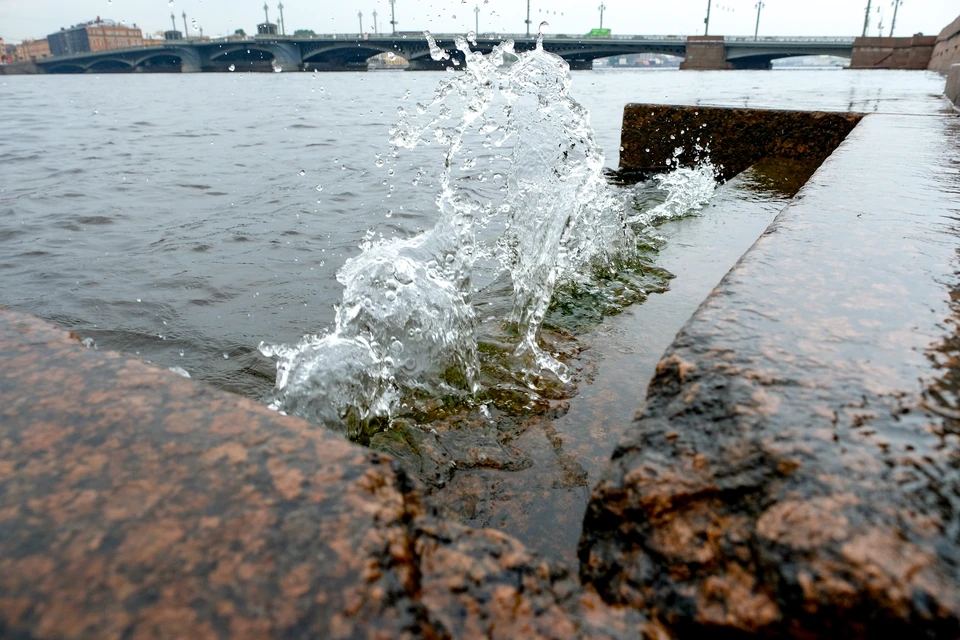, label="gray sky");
[1,0,956,42]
